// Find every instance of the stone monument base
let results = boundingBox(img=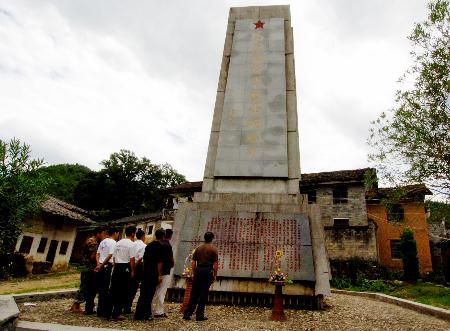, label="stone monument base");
[170,192,330,309]
[167,285,324,310]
